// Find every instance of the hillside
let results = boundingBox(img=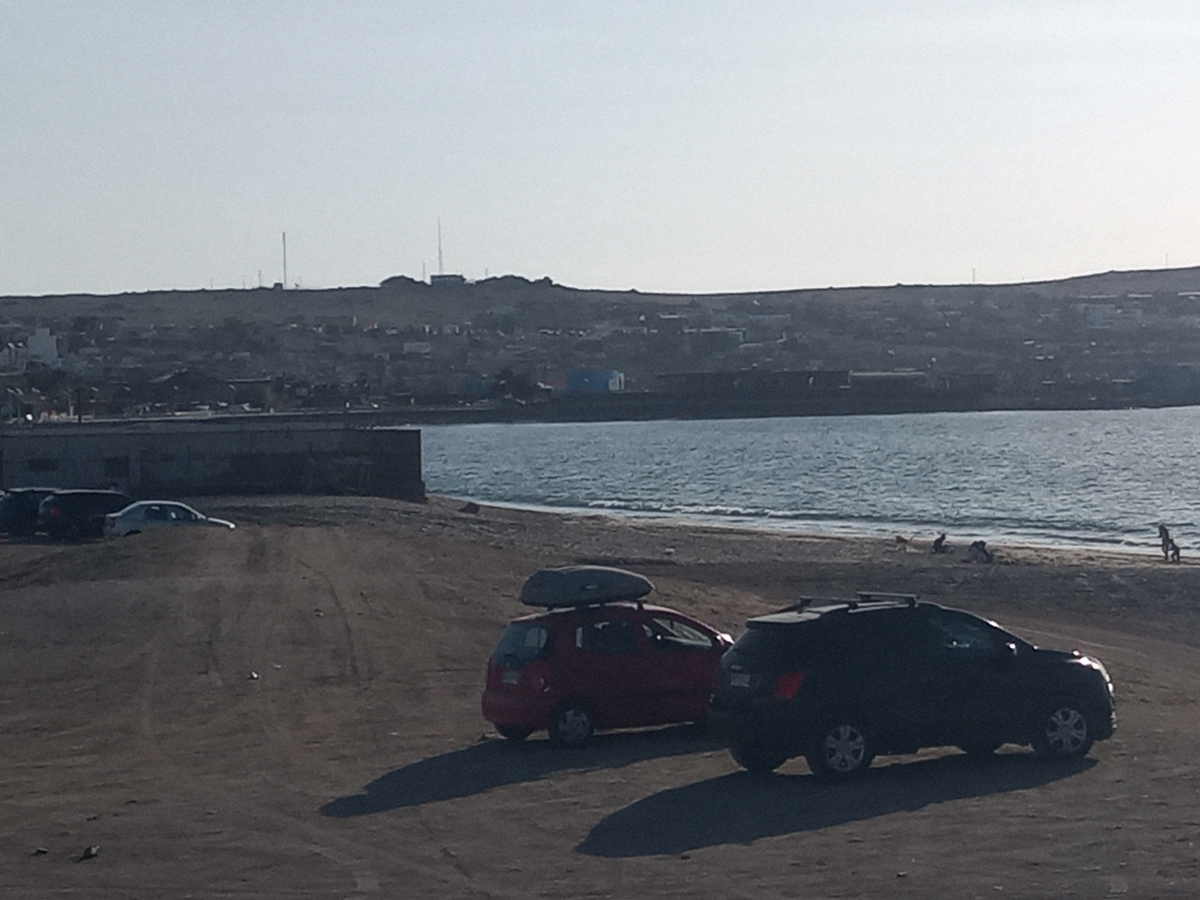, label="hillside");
[8,265,1200,327]
[2,267,1200,418]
